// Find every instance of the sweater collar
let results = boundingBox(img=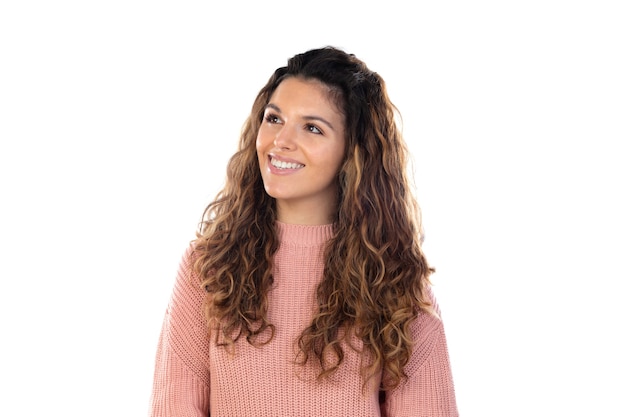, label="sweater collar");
[275,221,334,246]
